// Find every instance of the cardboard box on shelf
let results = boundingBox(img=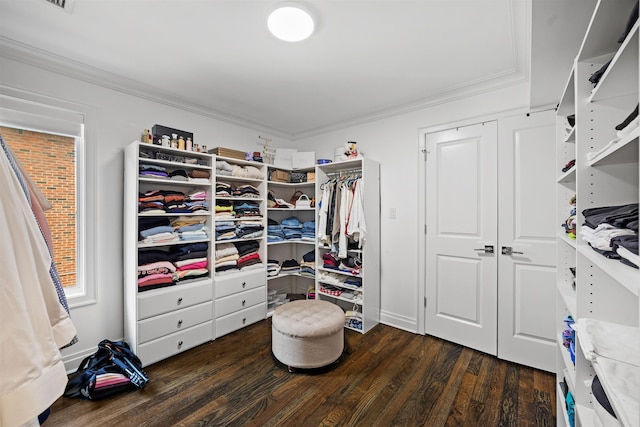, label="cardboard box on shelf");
[307,172,316,182]
[270,169,291,183]
[210,147,248,161]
